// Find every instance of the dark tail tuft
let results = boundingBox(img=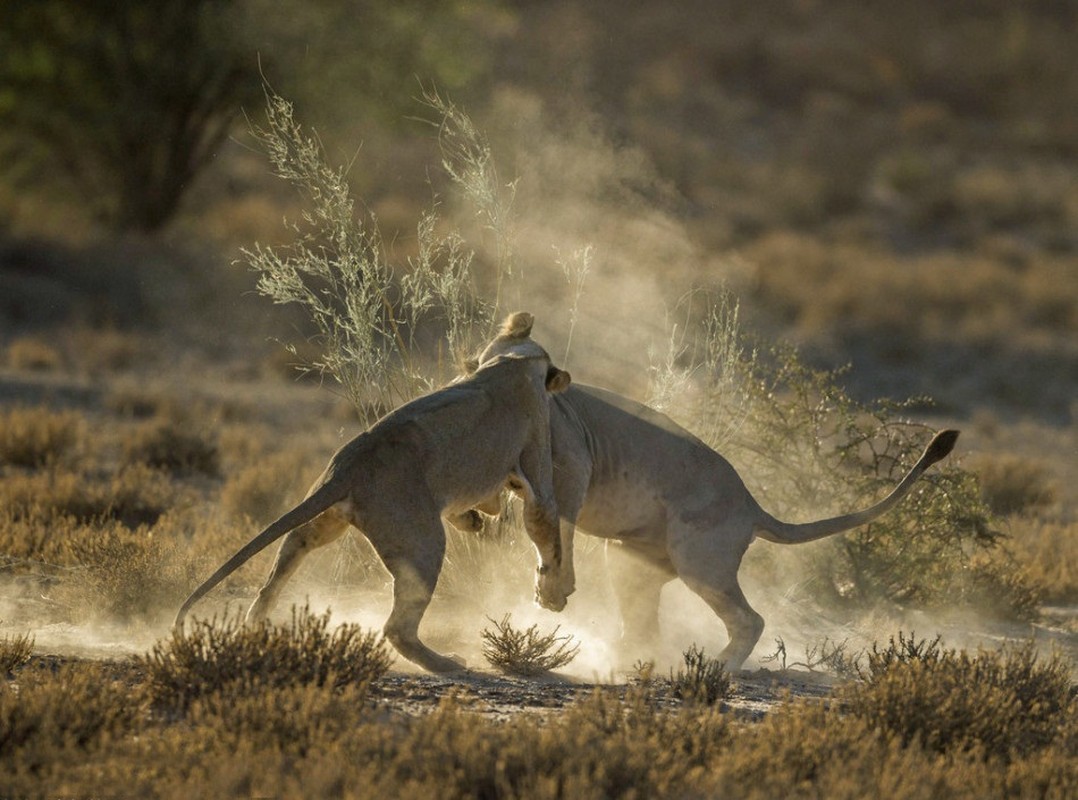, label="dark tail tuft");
[923,429,959,466]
